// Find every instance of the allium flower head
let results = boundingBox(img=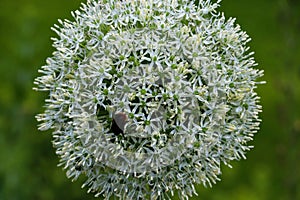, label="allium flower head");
[34,0,264,199]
